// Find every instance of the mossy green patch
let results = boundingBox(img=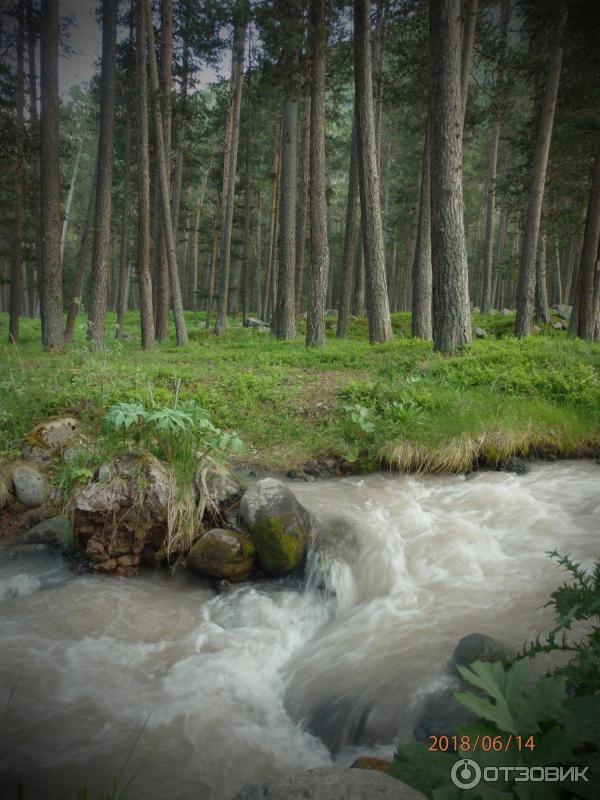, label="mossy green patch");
[249,515,307,575]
